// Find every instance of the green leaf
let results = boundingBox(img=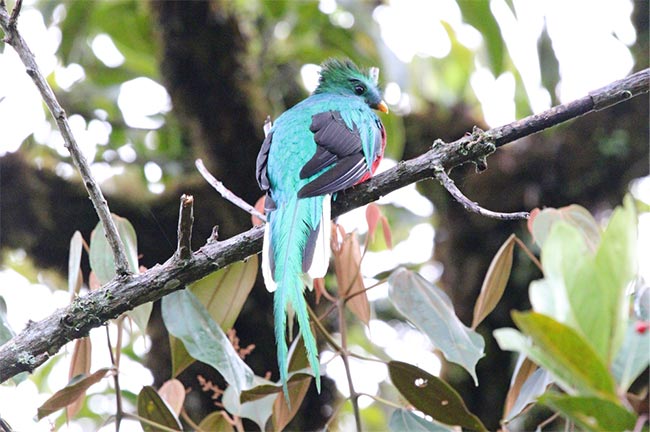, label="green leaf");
[240,372,312,403]
[539,392,637,432]
[89,214,139,284]
[222,375,276,431]
[0,296,15,345]
[161,289,254,395]
[495,312,617,402]
[472,234,516,329]
[136,386,182,432]
[612,321,650,392]
[388,361,487,432]
[37,368,111,419]
[534,221,586,324]
[189,256,258,330]
[388,268,485,384]
[170,258,258,376]
[457,0,505,76]
[68,231,84,296]
[198,411,234,432]
[530,205,600,250]
[128,302,153,338]
[89,215,152,335]
[389,409,455,431]
[592,196,637,360]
